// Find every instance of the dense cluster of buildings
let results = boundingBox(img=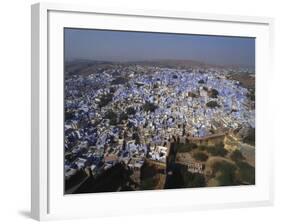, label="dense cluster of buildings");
[64,65,255,181]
